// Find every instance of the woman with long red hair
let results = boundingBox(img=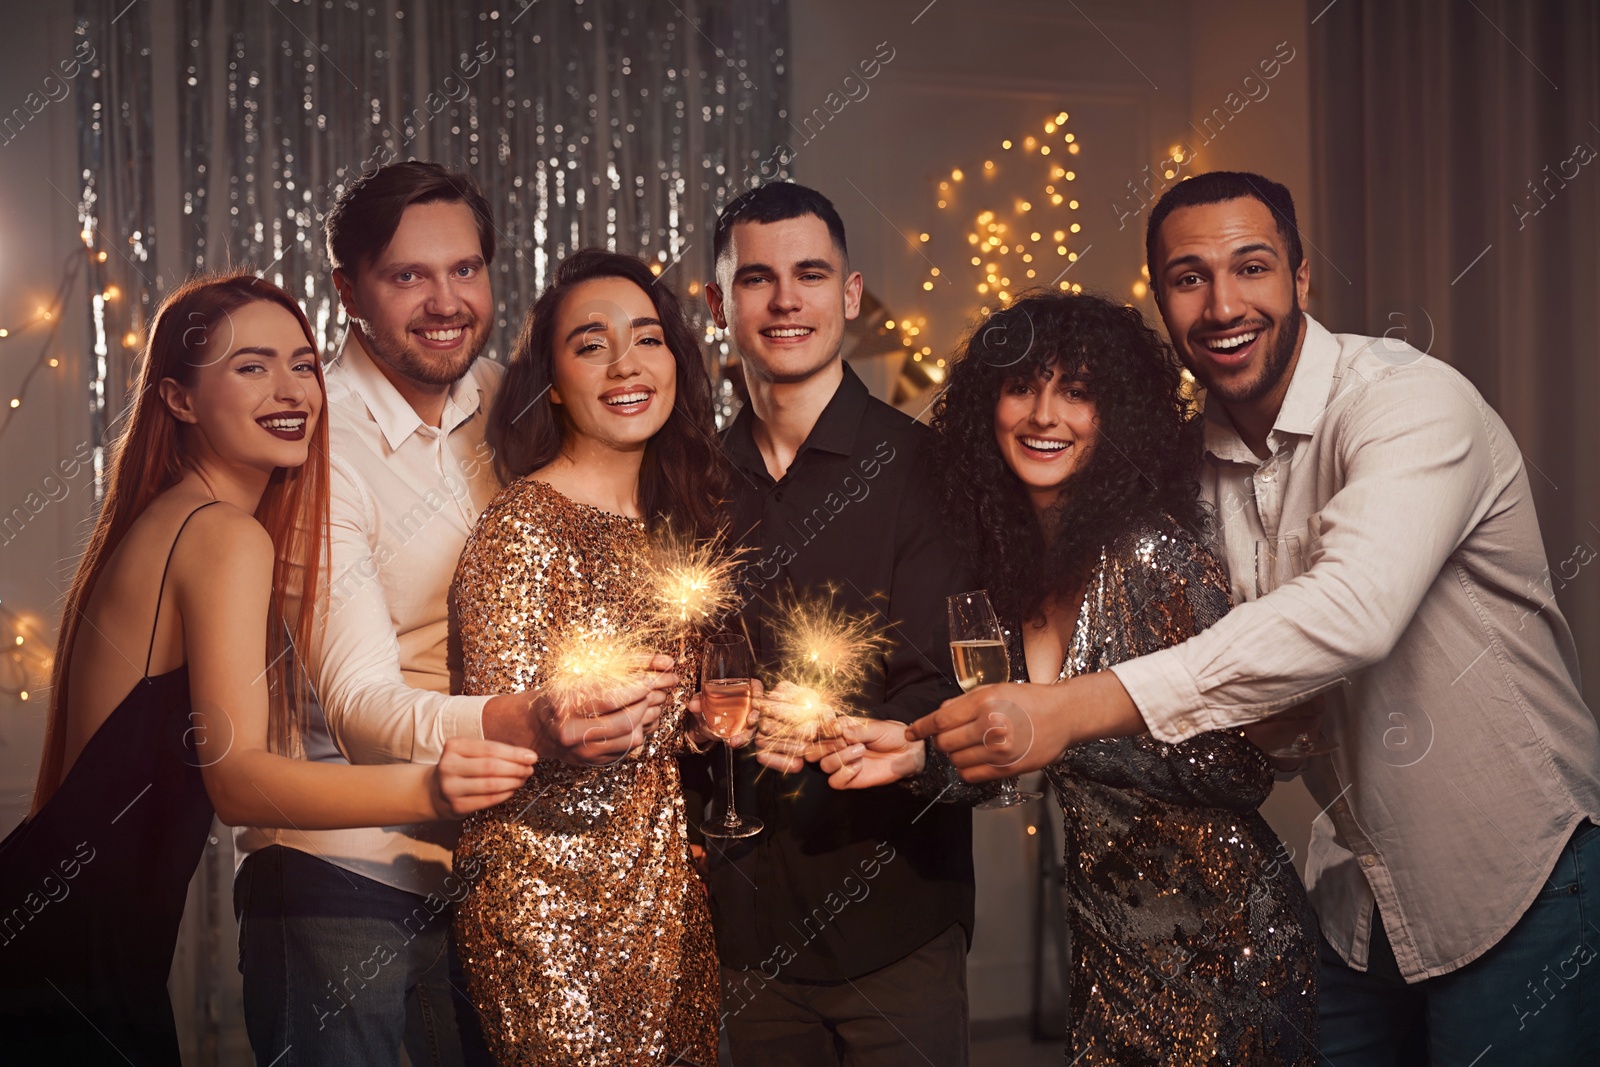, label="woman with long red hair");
[0,271,535,1064]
